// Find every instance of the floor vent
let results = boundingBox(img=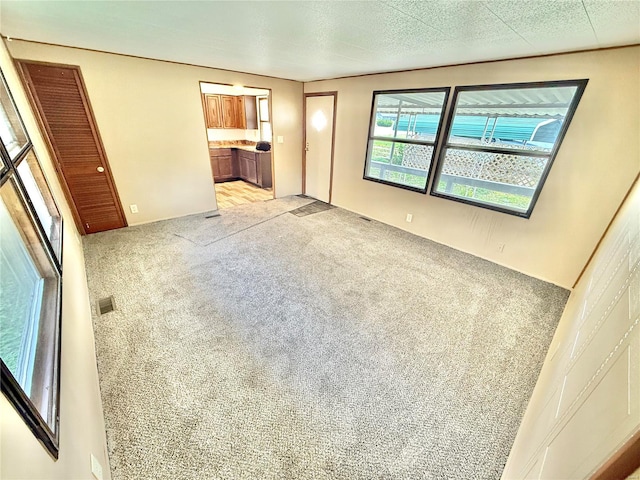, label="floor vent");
[360,216,371,222]
[205,212,221,219]
[97,296,116,316]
